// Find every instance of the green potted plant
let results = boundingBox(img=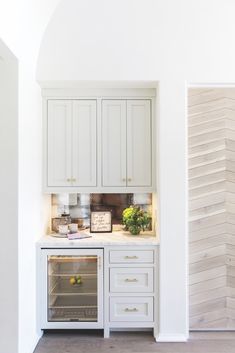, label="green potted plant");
[122,205,151,235]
